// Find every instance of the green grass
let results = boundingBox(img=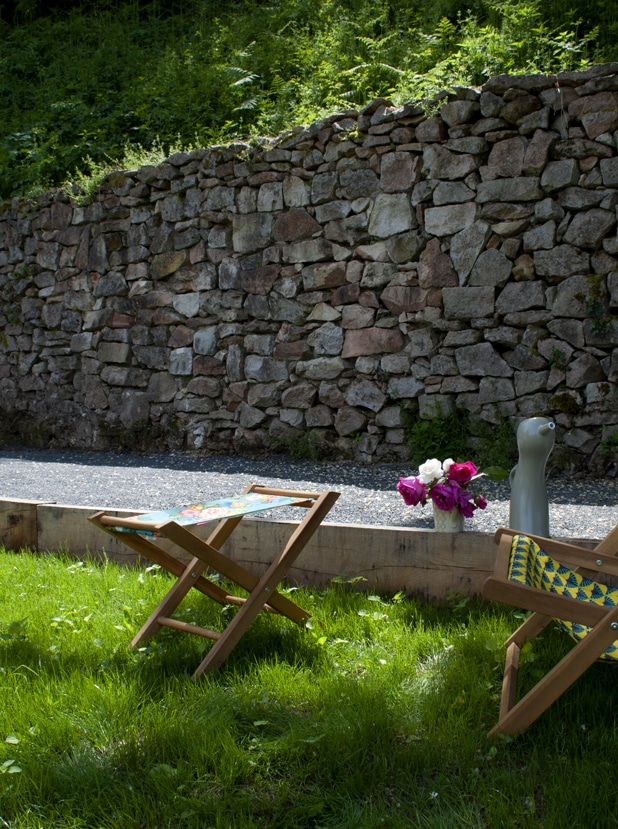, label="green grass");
[1,548,617,828]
